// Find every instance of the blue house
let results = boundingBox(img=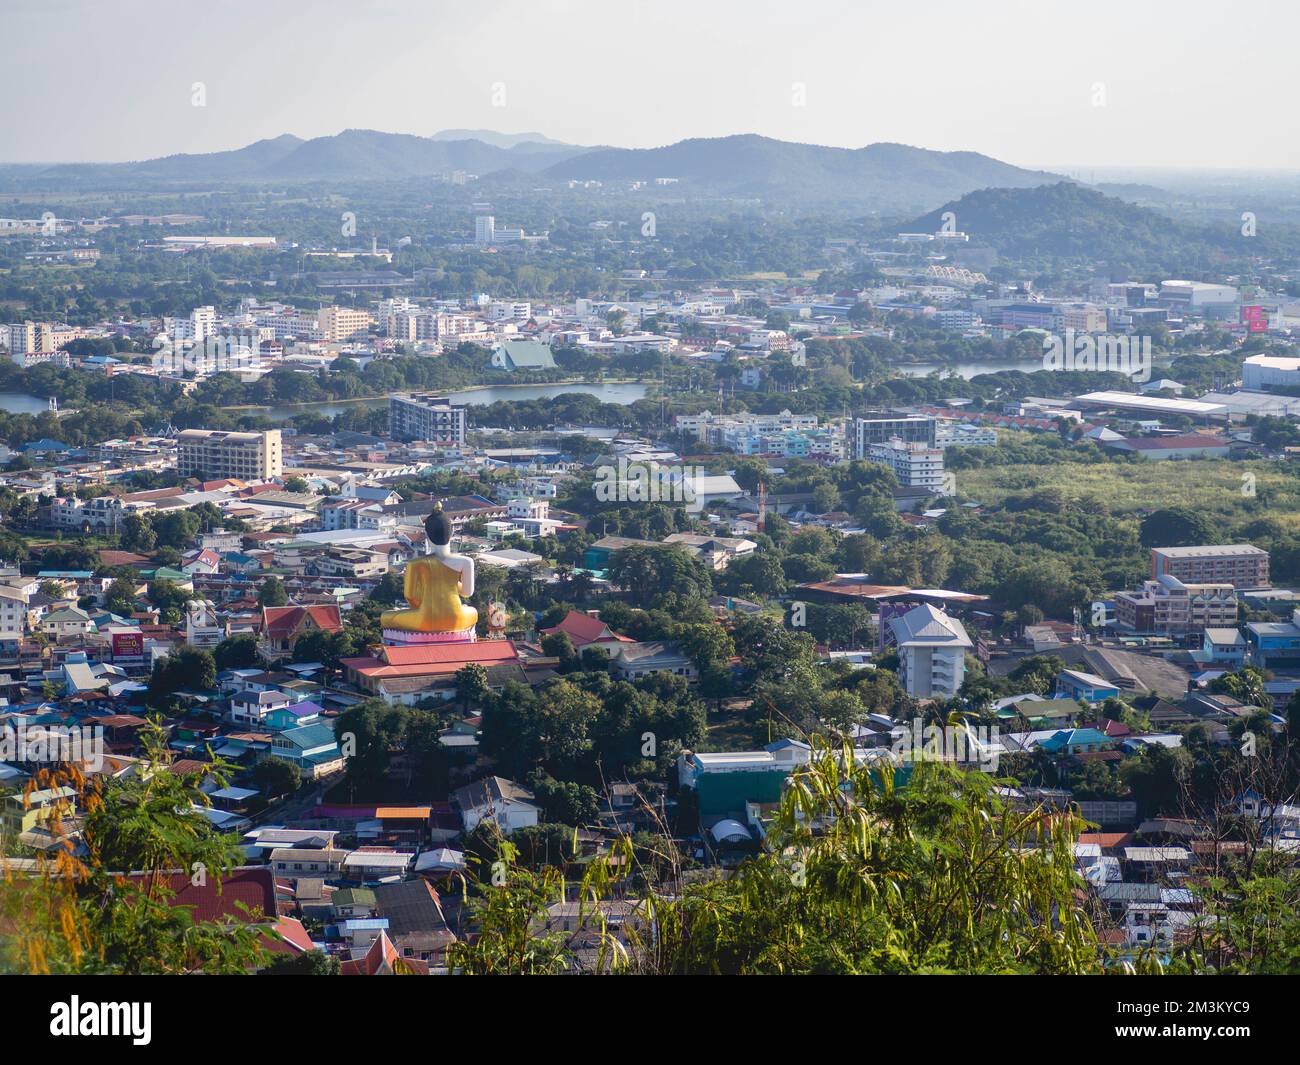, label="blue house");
[1038,728,1114,756]
[264,699,323,731]
[270,722,342,778]
[1055,669,1120,704]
